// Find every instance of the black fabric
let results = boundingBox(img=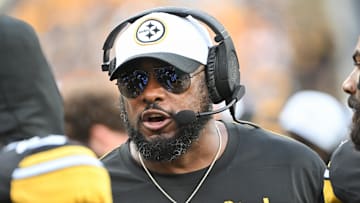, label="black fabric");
[0,15,65,202]
[328,141,360,202]
[0,146,23,202]
[0,15,64,144]
[102,121,326,203]
[0,135,76,202]
[0,135,101,202]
